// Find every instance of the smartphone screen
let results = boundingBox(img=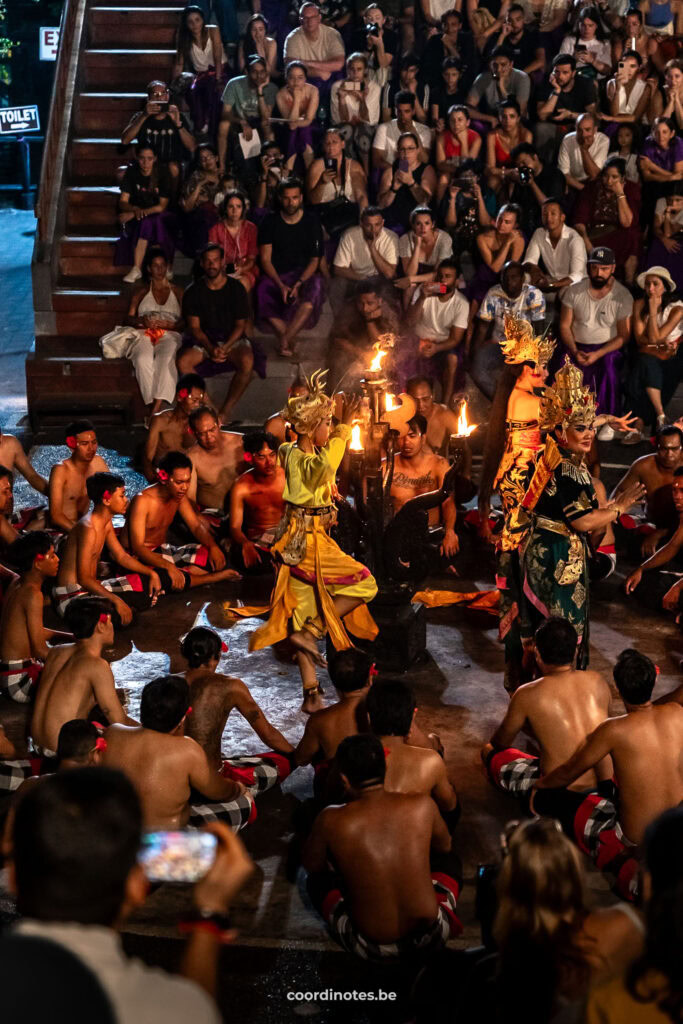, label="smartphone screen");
[139,830,218,883]
[398,159,409,172]
[325,156,336,170]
